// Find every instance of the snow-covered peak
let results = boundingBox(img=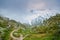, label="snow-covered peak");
[25,9,59,25]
